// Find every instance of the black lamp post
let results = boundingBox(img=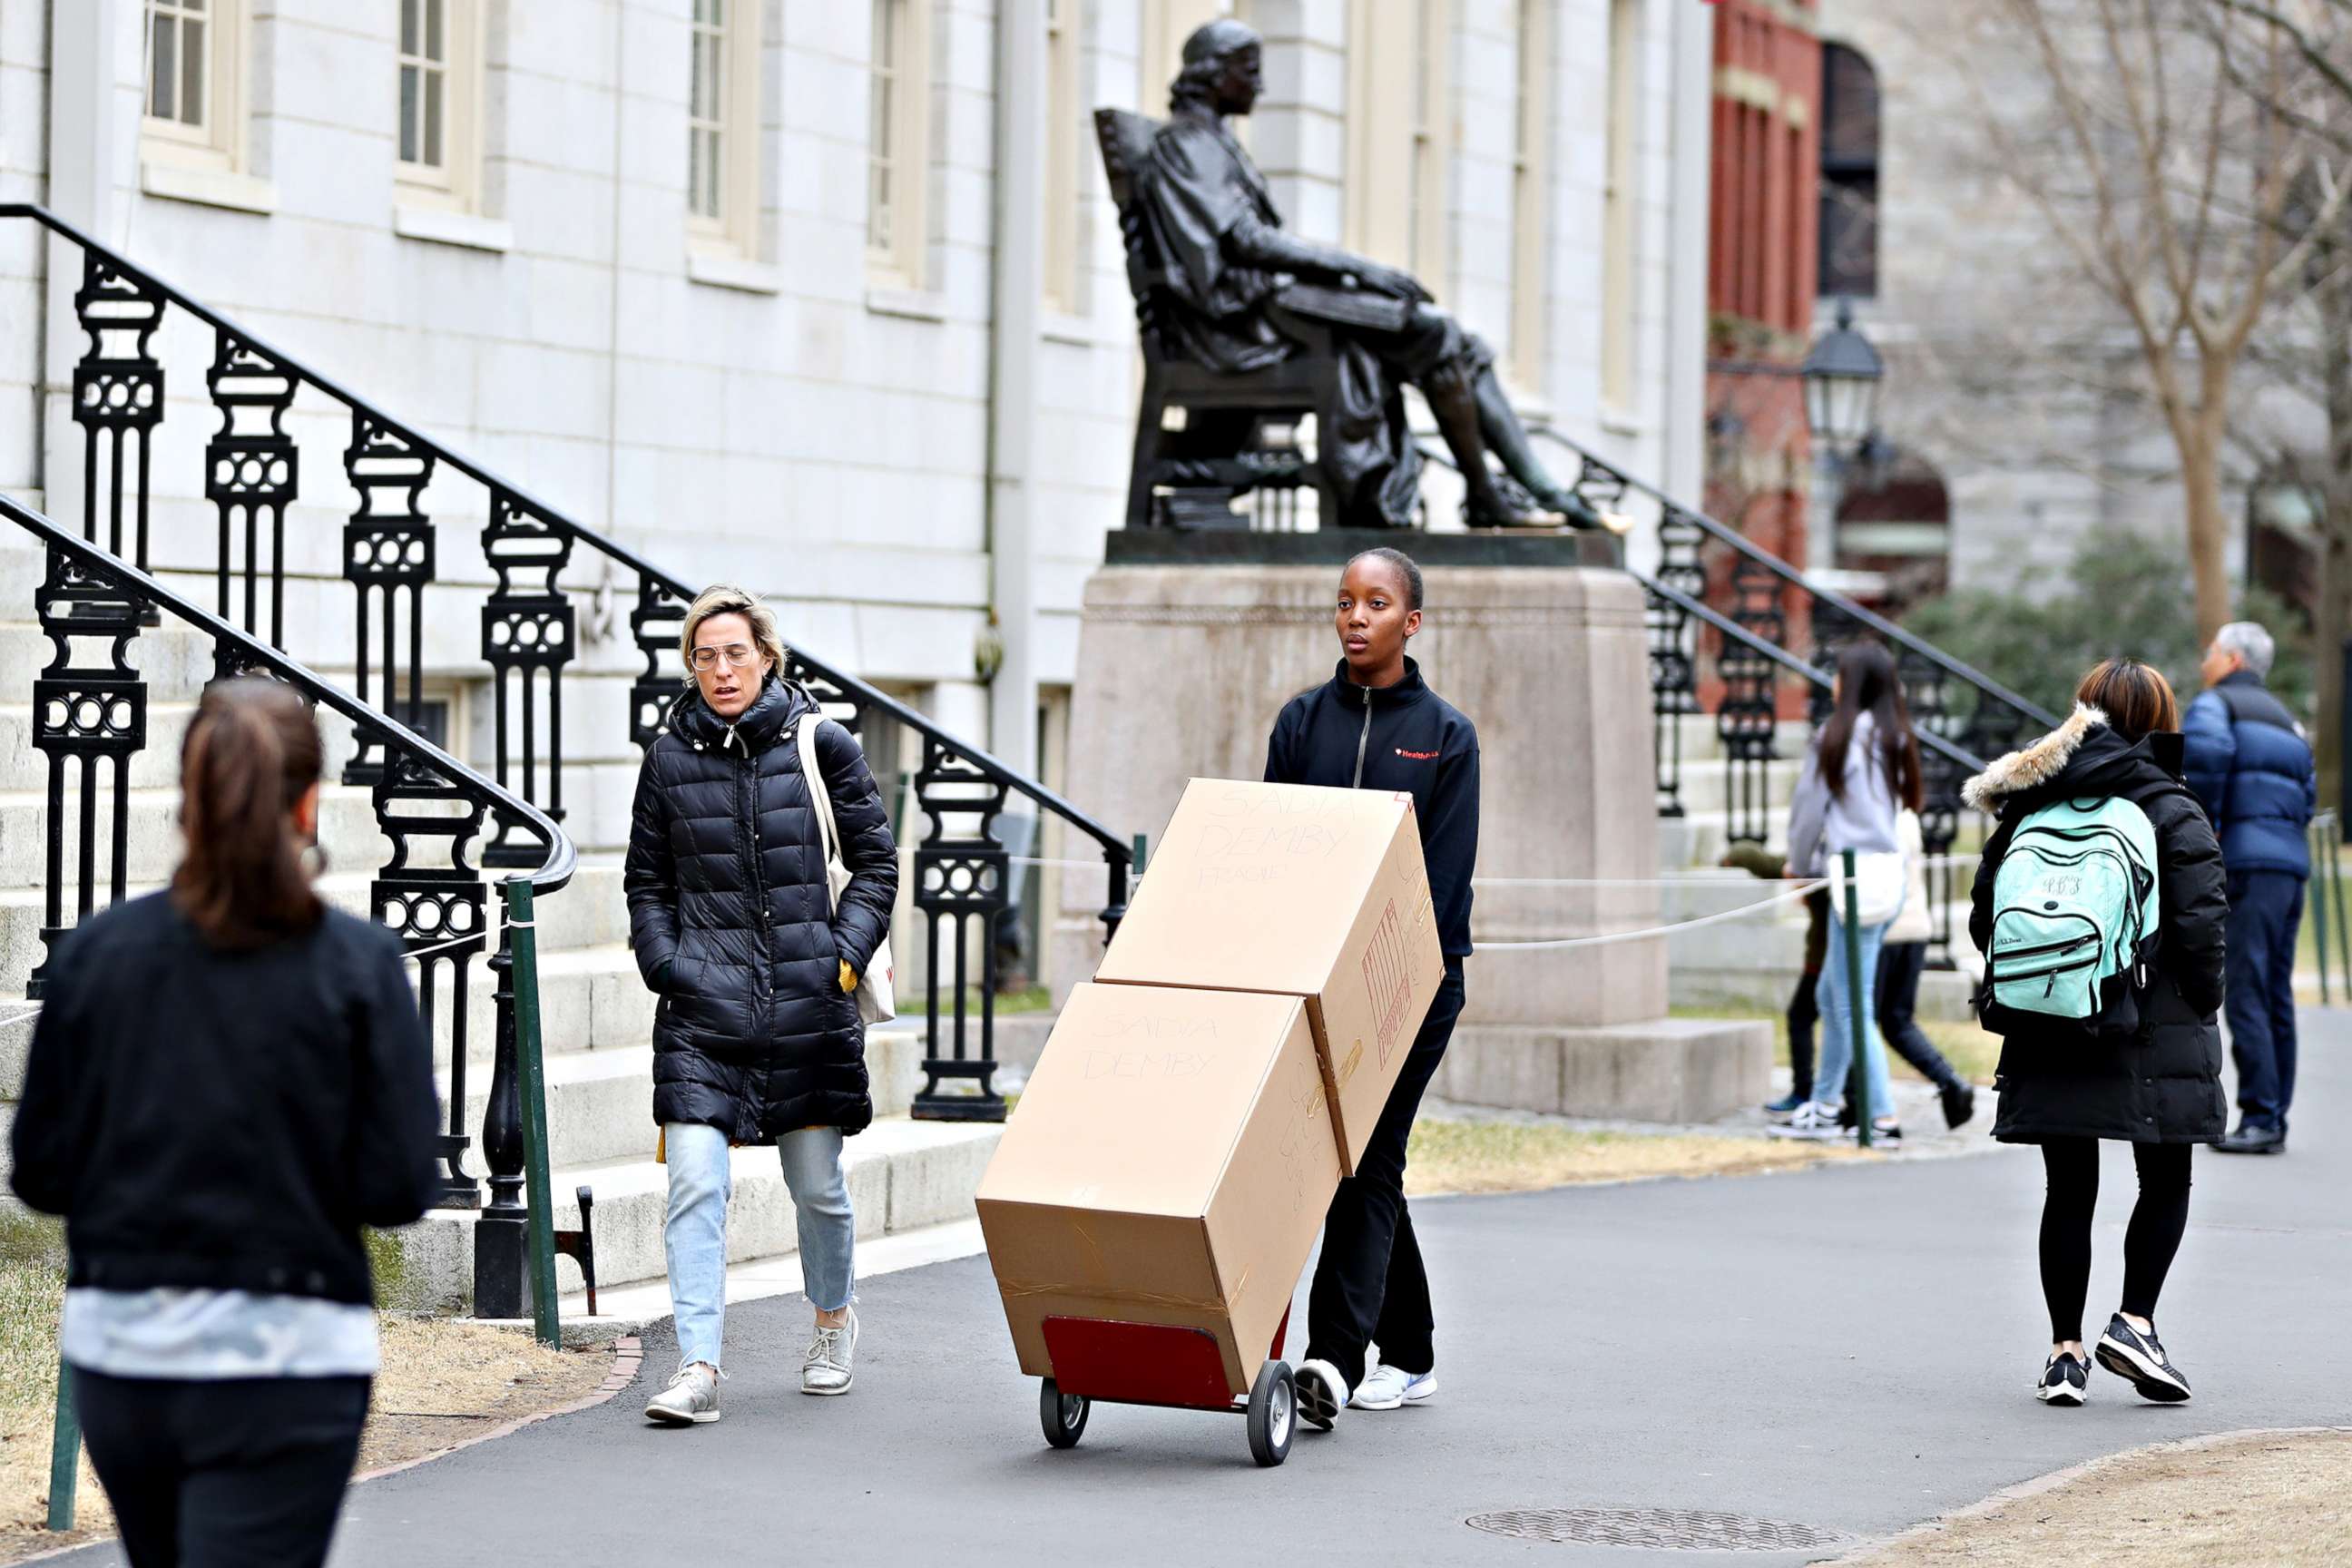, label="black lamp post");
[1801,298,1884,457]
